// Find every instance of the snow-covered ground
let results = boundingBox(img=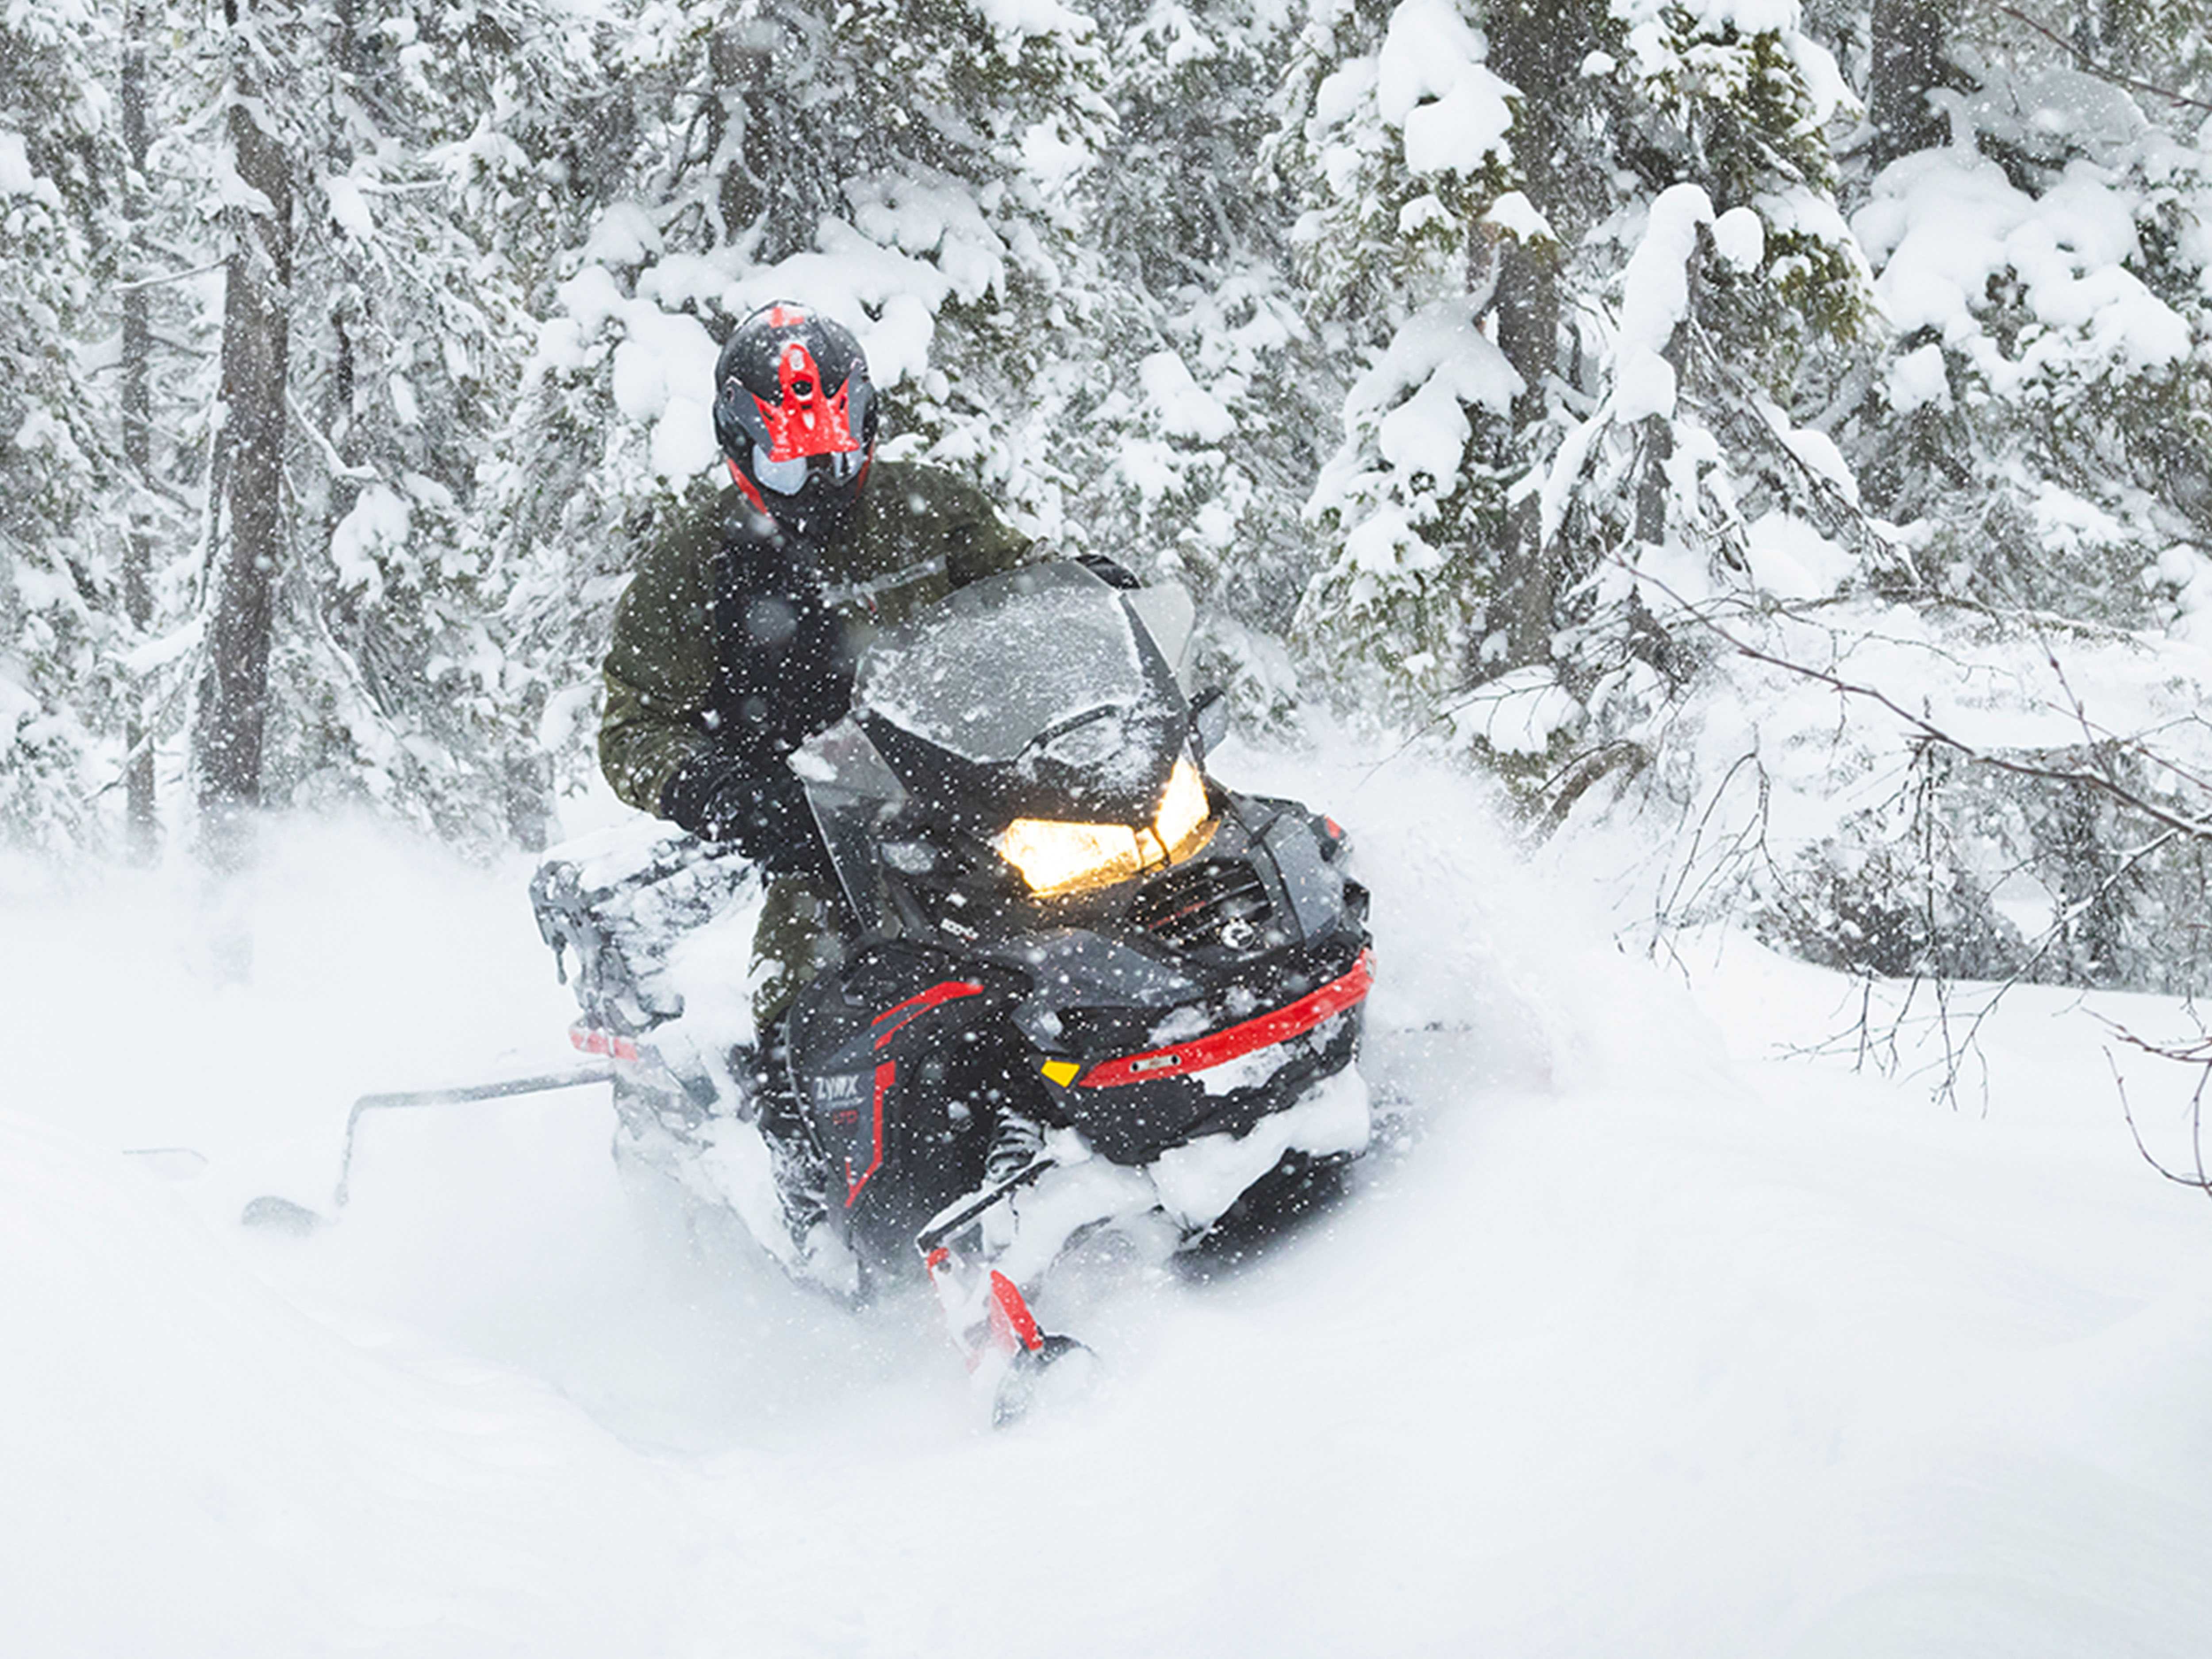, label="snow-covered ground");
[7,747,2212,1657]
